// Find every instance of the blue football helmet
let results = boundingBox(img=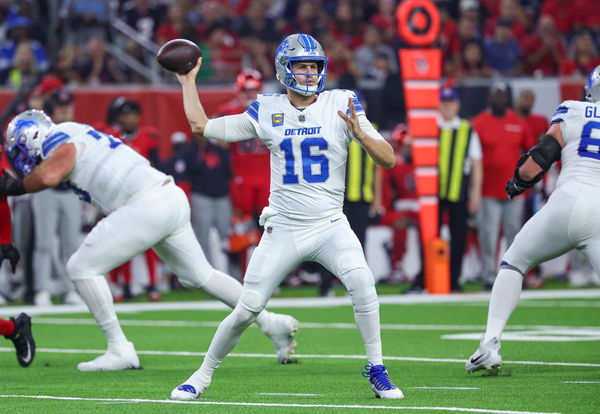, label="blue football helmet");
[585,64,600,103]
[275,33,328,96]
[5,110,54,174]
